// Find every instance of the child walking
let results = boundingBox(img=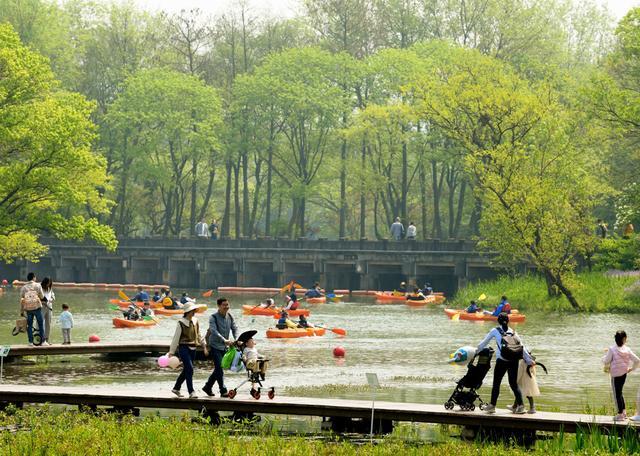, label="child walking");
[603,330,640,421]
[58,304,74,344]
[509,359,541,414]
